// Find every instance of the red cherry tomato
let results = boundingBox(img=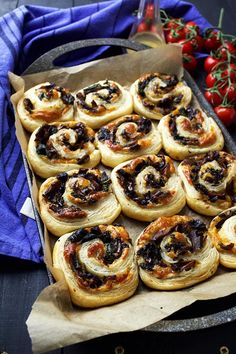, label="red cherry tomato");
[204,30,222,52]
[216,42,236,60]
[184,21,200,36]
[204,56,221,73]
[222,84,236,104]
[214,106,236,127]
[145,4,155,19]
[222,64,236,82]
[204,90,223,106]
[205,72,217,88]
[137,21,149,33]
[194,35,205,51]
[166,29,185,43]
[165,18,184,30]
[178,39,194,54]
[182,53,197,73]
